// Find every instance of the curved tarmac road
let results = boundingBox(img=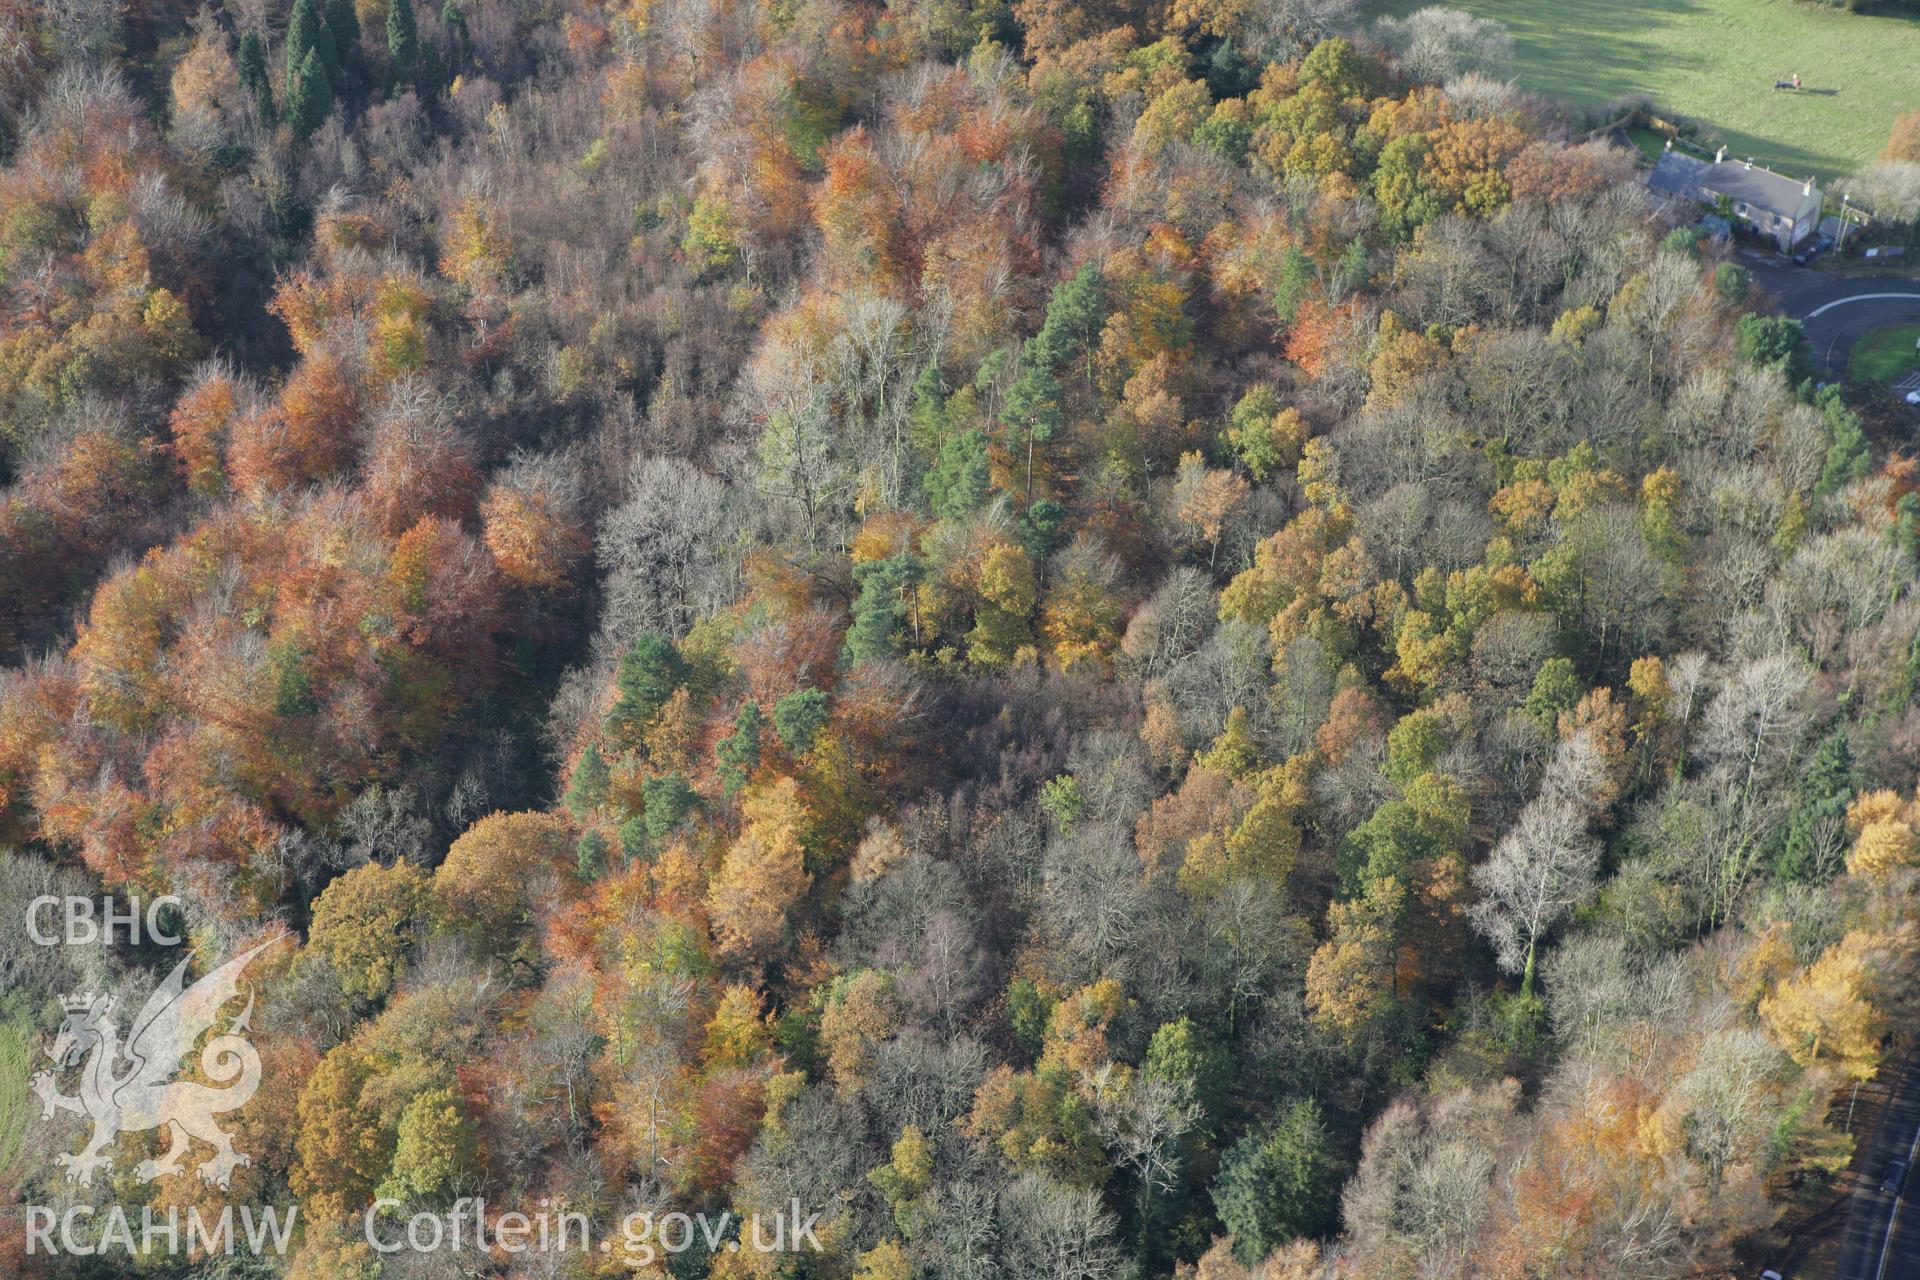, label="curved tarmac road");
[1834,1048,1920,1280]
[1751,264,1920,377]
